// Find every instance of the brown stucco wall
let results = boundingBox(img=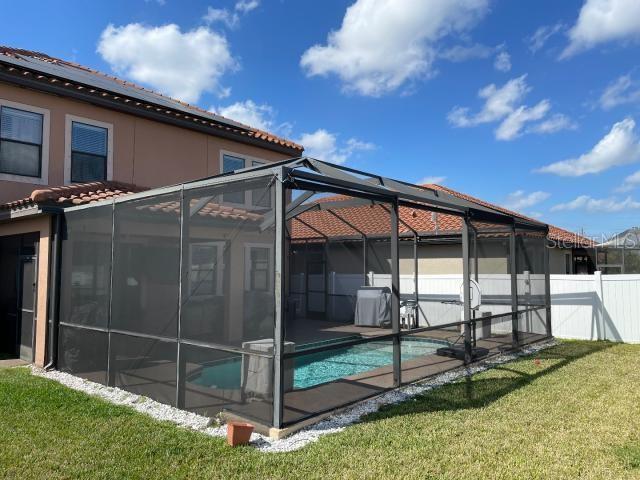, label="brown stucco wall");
[0,215,51,366]
[0,82,291,203]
